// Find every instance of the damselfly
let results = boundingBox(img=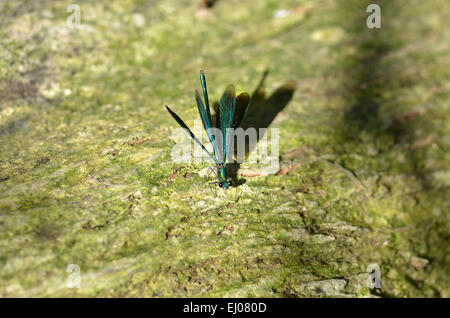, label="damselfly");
[165,70,250,189]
